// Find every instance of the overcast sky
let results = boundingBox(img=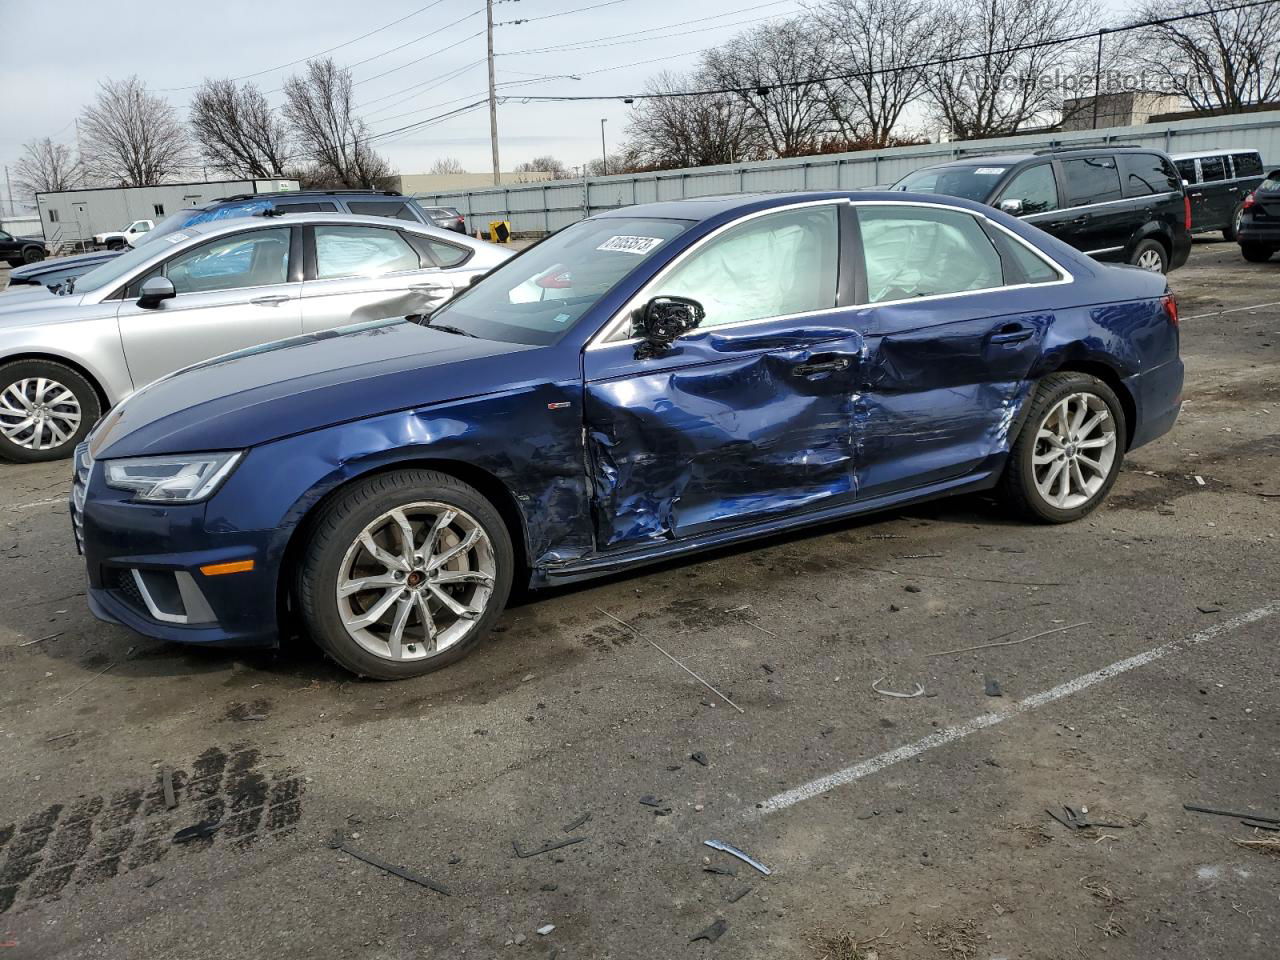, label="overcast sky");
[0,0,820,190]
